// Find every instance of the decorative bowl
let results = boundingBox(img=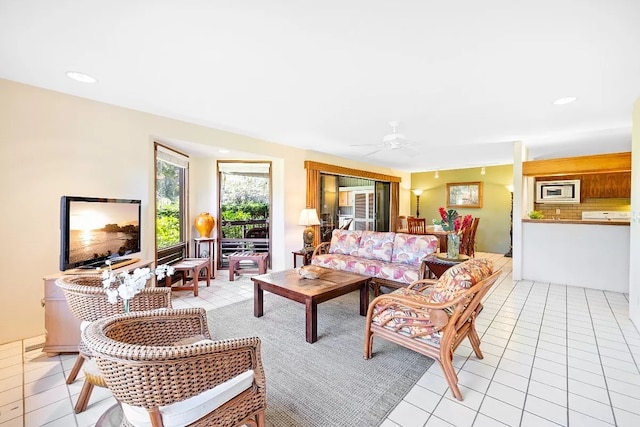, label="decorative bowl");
[297,265,324,279]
